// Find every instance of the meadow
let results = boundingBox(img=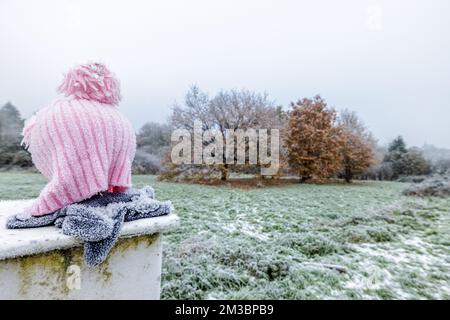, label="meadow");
[0,173,449,299]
